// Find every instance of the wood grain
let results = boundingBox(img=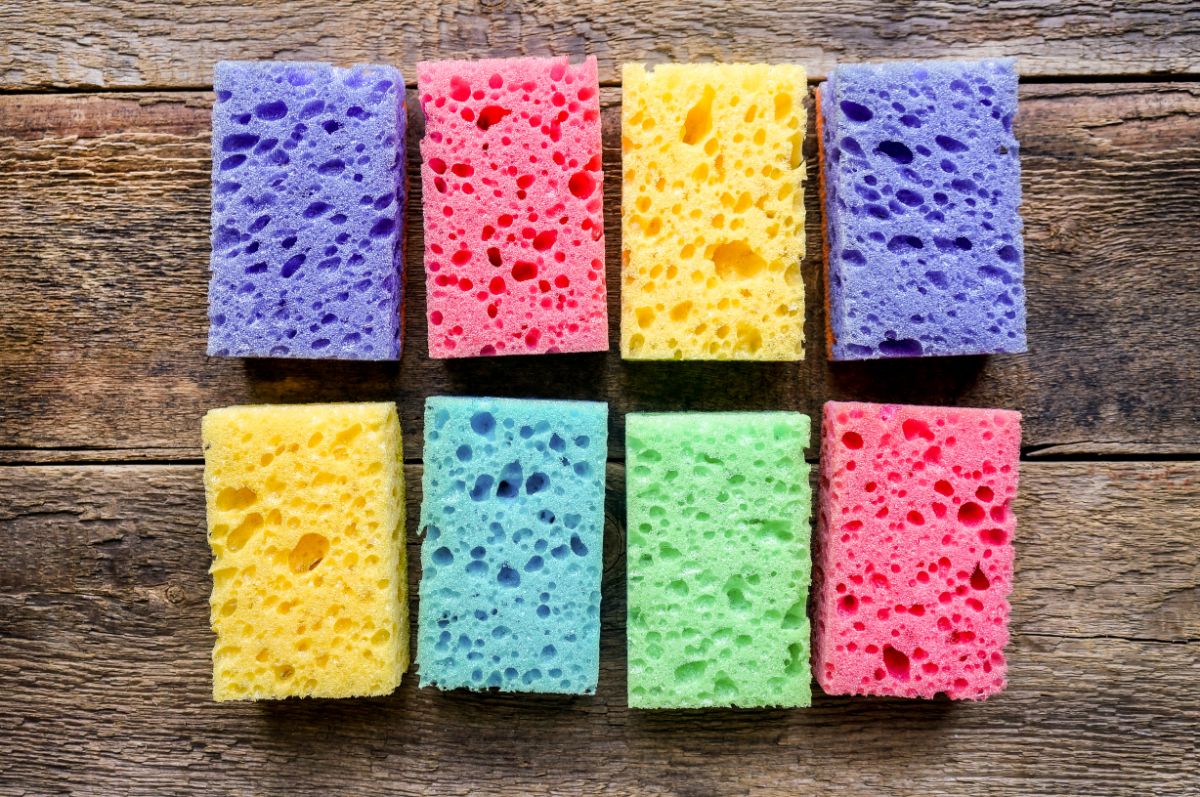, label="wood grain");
[1,85,1198,461]
[0,461,1196,796]
[2,0,1199,91]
